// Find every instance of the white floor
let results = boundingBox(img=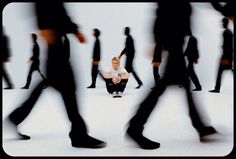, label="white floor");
[2,74,233,157]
